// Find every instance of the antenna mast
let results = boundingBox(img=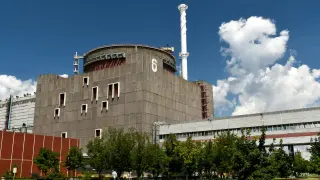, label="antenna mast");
[73,52,83,75]
[178,4,189,80]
